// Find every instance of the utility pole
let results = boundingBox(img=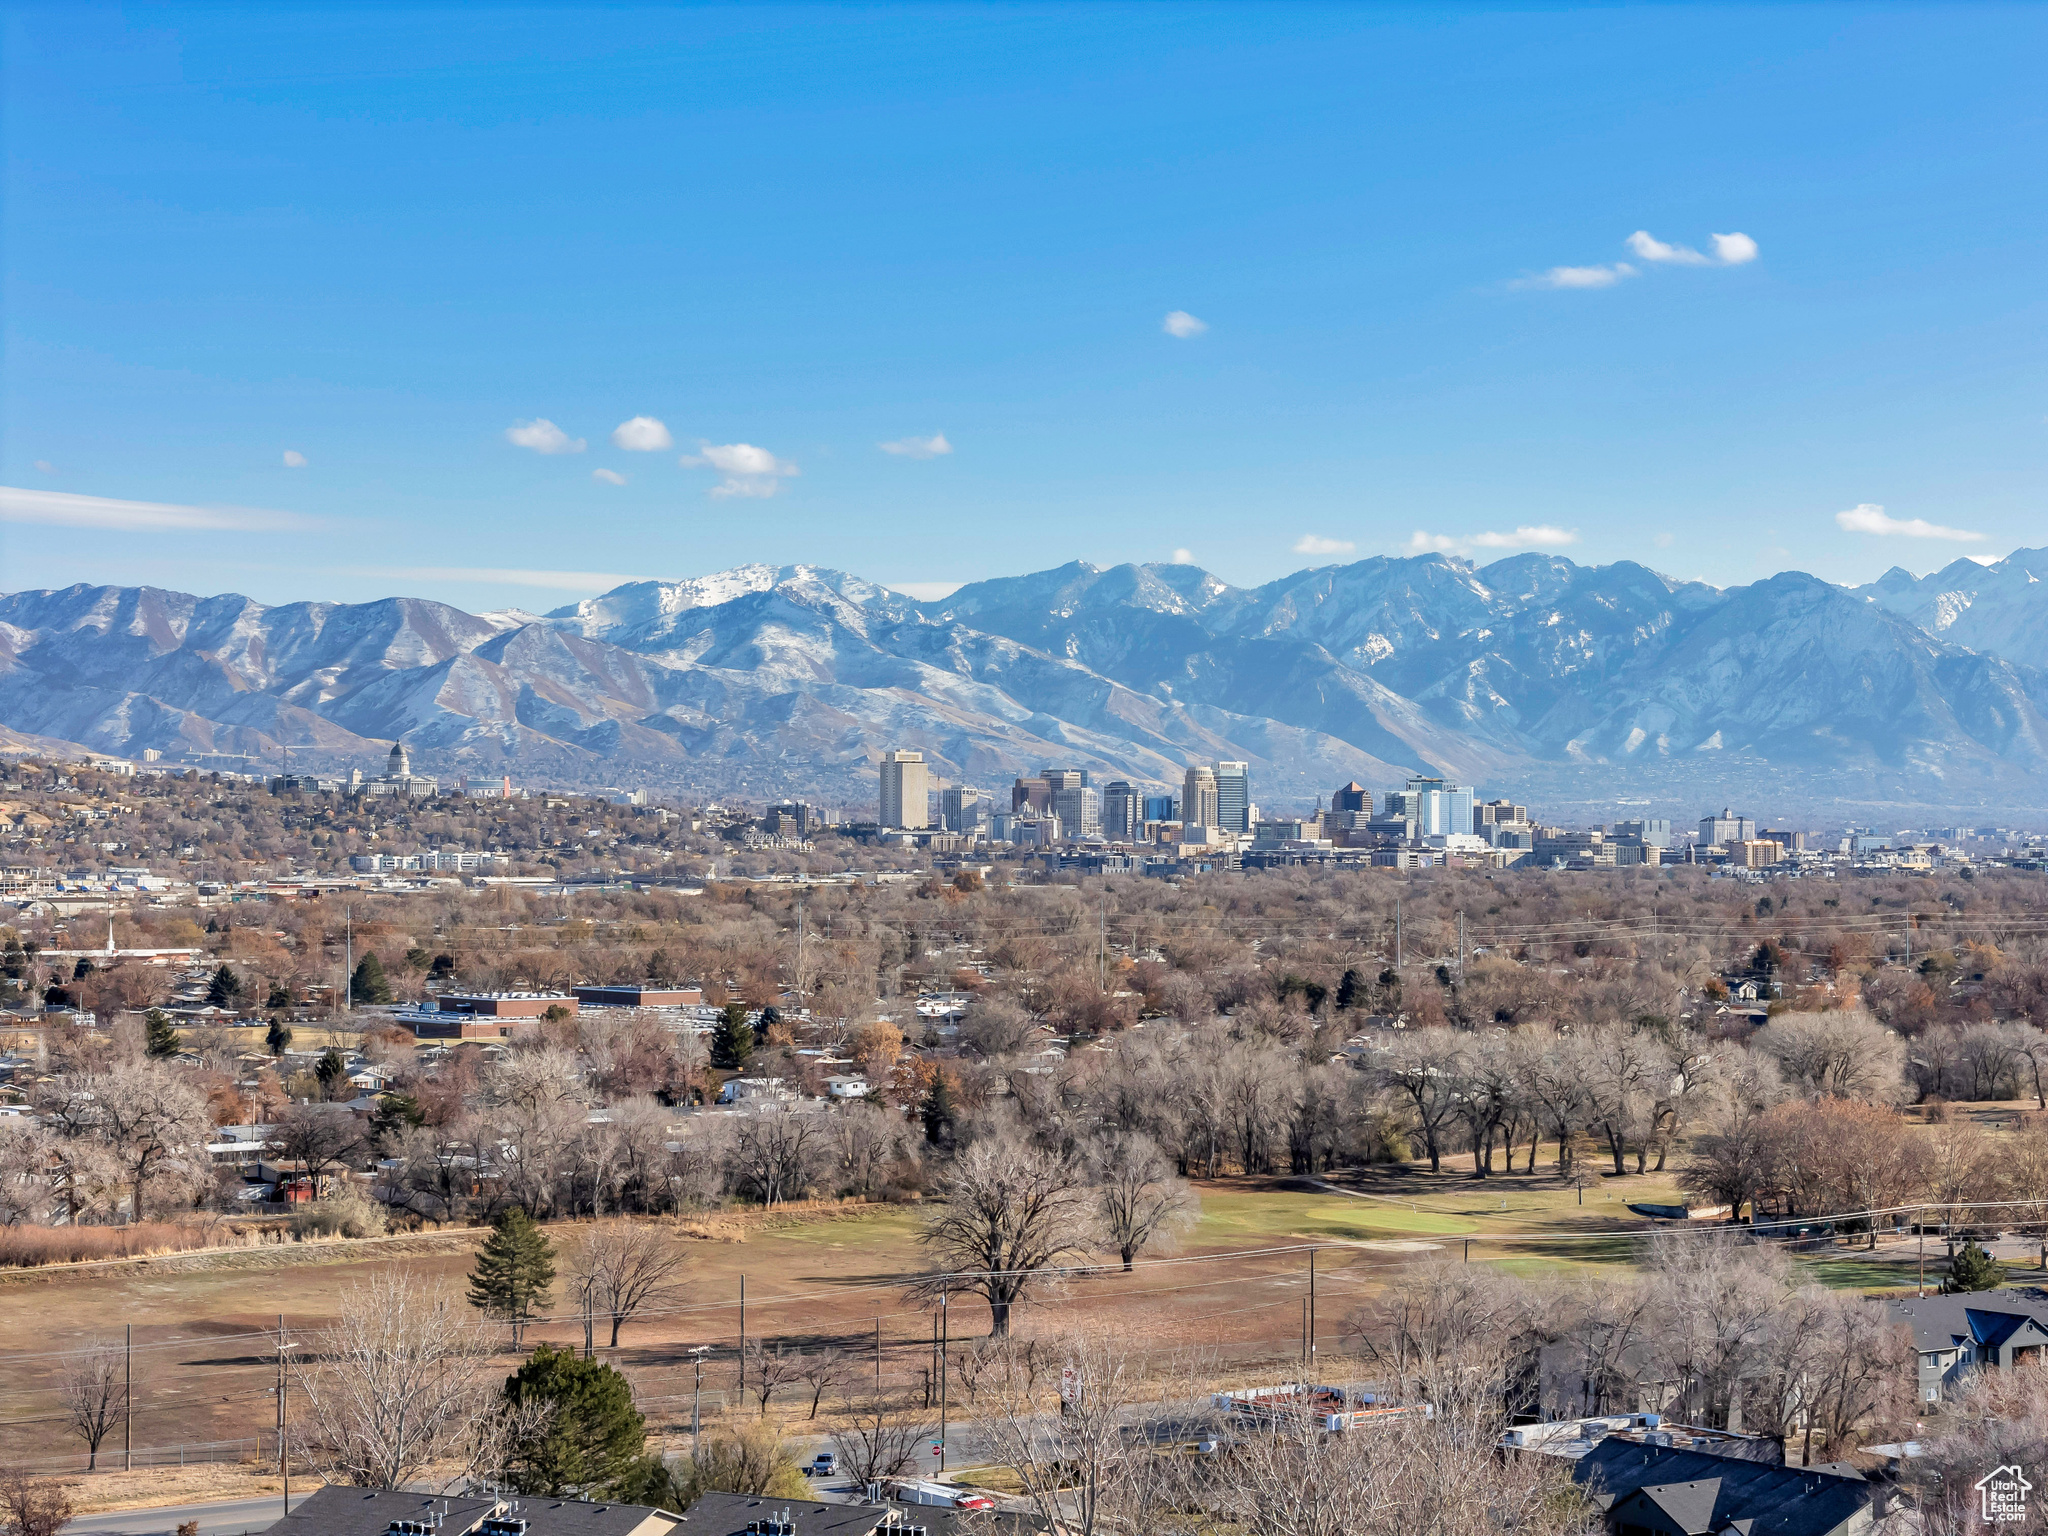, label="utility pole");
[343,905,353,1011]
[1098,894,1106,994]
[689,1346,709,1459]
[874,1317,882,1395]
[124,1323,133,1471]
[795,896,806,998]
[1458,910,1466,983]
[1396,899,1403,969]
[938,1288,949,1473]
[275,1315,285,1471]
[738,1275,746,1393]
[1308,1247,1317,1372]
